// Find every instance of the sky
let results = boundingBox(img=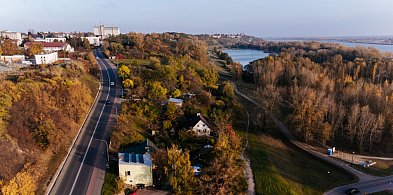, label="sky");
[1,0,393,37]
